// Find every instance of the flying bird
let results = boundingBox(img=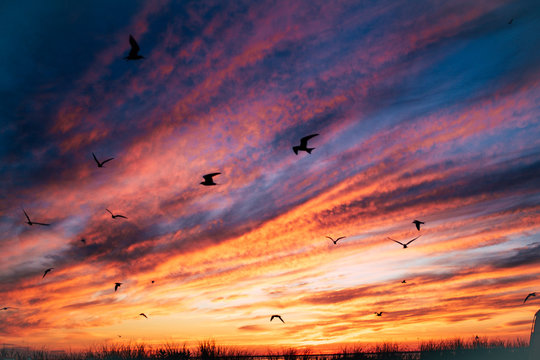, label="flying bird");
[200,173,221,186]
[106,209,127,219]
[270,315,285,323]
[326,236,346,245]
[388,235,421,249]
[401,280,407,284]
[375,312,383,316]
[412,220,425,231]
[524,292,536,303]
[151,280,155,284]
[139,313,148,319]
[124,35,144,60]
[1,307,16,311]
[42,268,54,278]
[80,238,86,244]
[92,152,114,167]
[508,18,514,24]
[114,283,122,292]
[23,209,50,226]
[293,134,319,155]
